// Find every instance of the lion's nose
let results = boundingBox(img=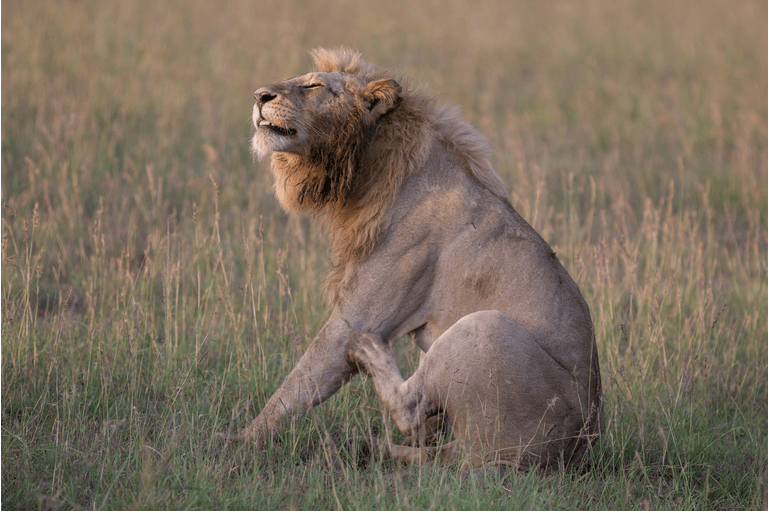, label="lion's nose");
[255,88,277,105]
